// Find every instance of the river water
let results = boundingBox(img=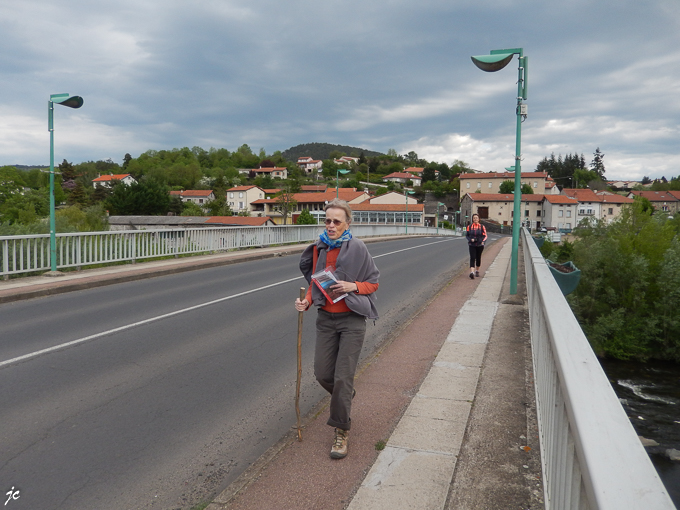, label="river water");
[599,358,680,506]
